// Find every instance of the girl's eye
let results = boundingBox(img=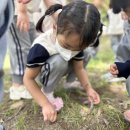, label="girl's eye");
[61,43,69,49]
[63,45,69,49]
